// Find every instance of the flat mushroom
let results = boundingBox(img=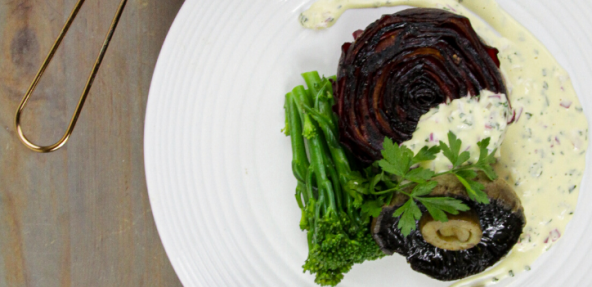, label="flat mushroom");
[371,173,526,281]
